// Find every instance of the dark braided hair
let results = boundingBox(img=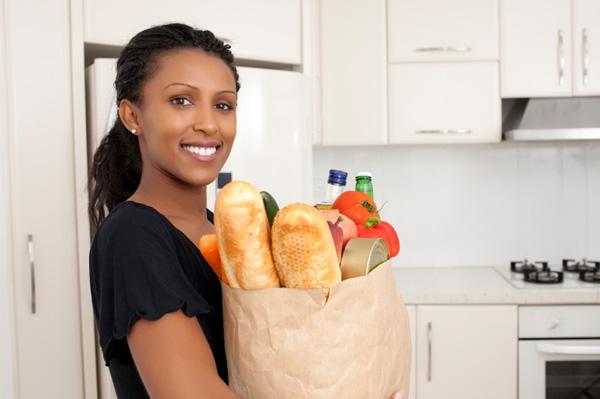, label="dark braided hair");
[88,23,240,233]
